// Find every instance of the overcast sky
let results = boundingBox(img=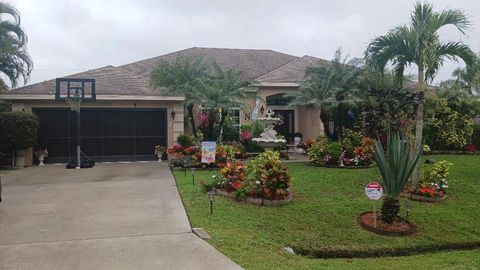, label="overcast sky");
[14,0,480,87]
